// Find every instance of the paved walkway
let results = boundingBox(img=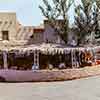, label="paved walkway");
[0,76,100,100]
